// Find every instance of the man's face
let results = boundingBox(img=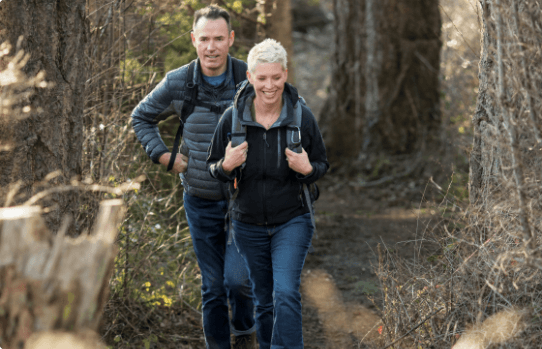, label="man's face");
[191,17,234,77]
